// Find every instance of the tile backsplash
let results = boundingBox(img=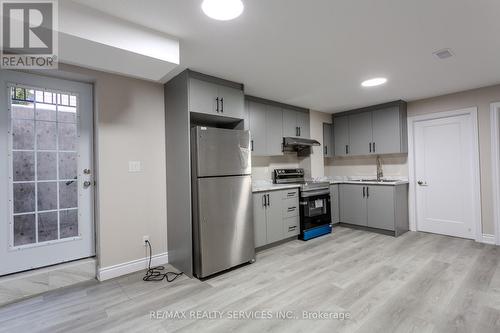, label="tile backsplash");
[251,154,302,180]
